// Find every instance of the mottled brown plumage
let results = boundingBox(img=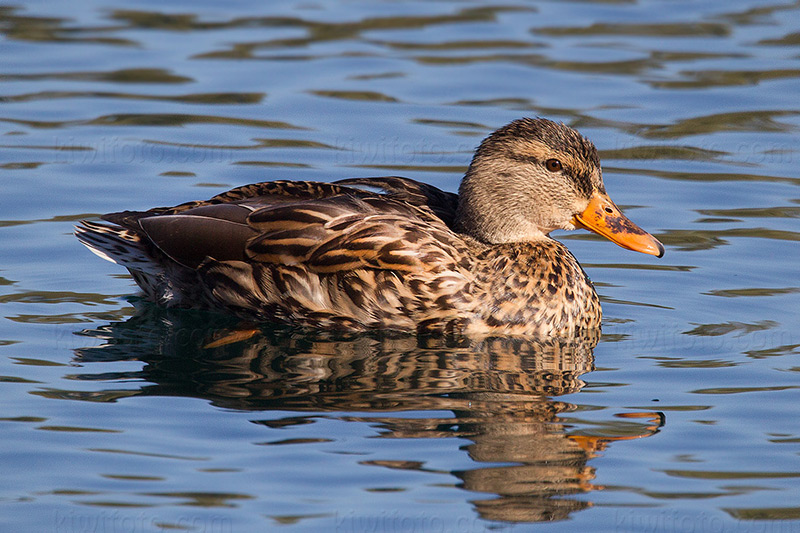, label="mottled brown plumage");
[76,118,663,337]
